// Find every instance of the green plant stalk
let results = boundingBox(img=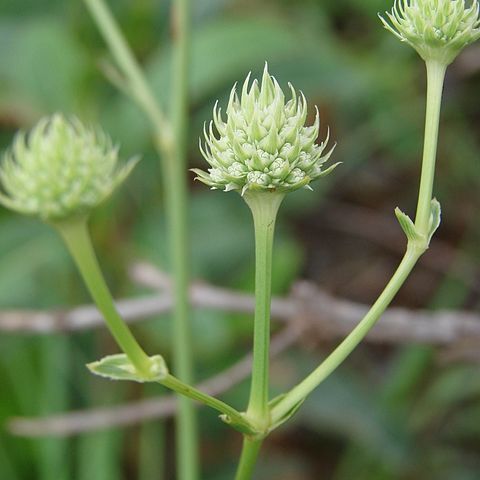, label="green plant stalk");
[168,0,198,478]
[271,245,421,423]
[83,0,172,149]
[233,192,284,478]
[271,59,447,425]
[160,375,257,435]
[234,438,263,480]
[414,60,446,232]
[56,218,152,377]
[244,192,284,426]
[84,1,197,476]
